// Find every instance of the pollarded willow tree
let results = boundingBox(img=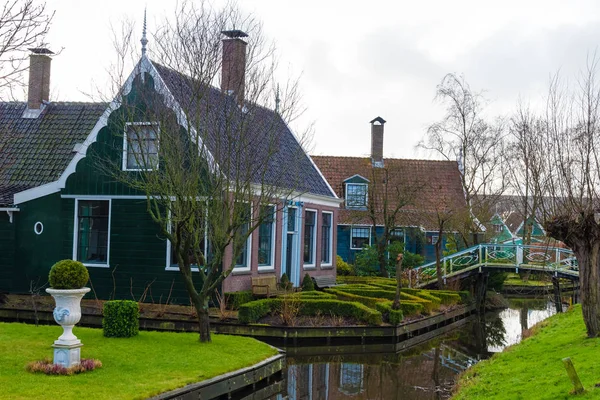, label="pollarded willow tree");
[419,73,508,246]
[535,58,600,337]
[101,2,311,342]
